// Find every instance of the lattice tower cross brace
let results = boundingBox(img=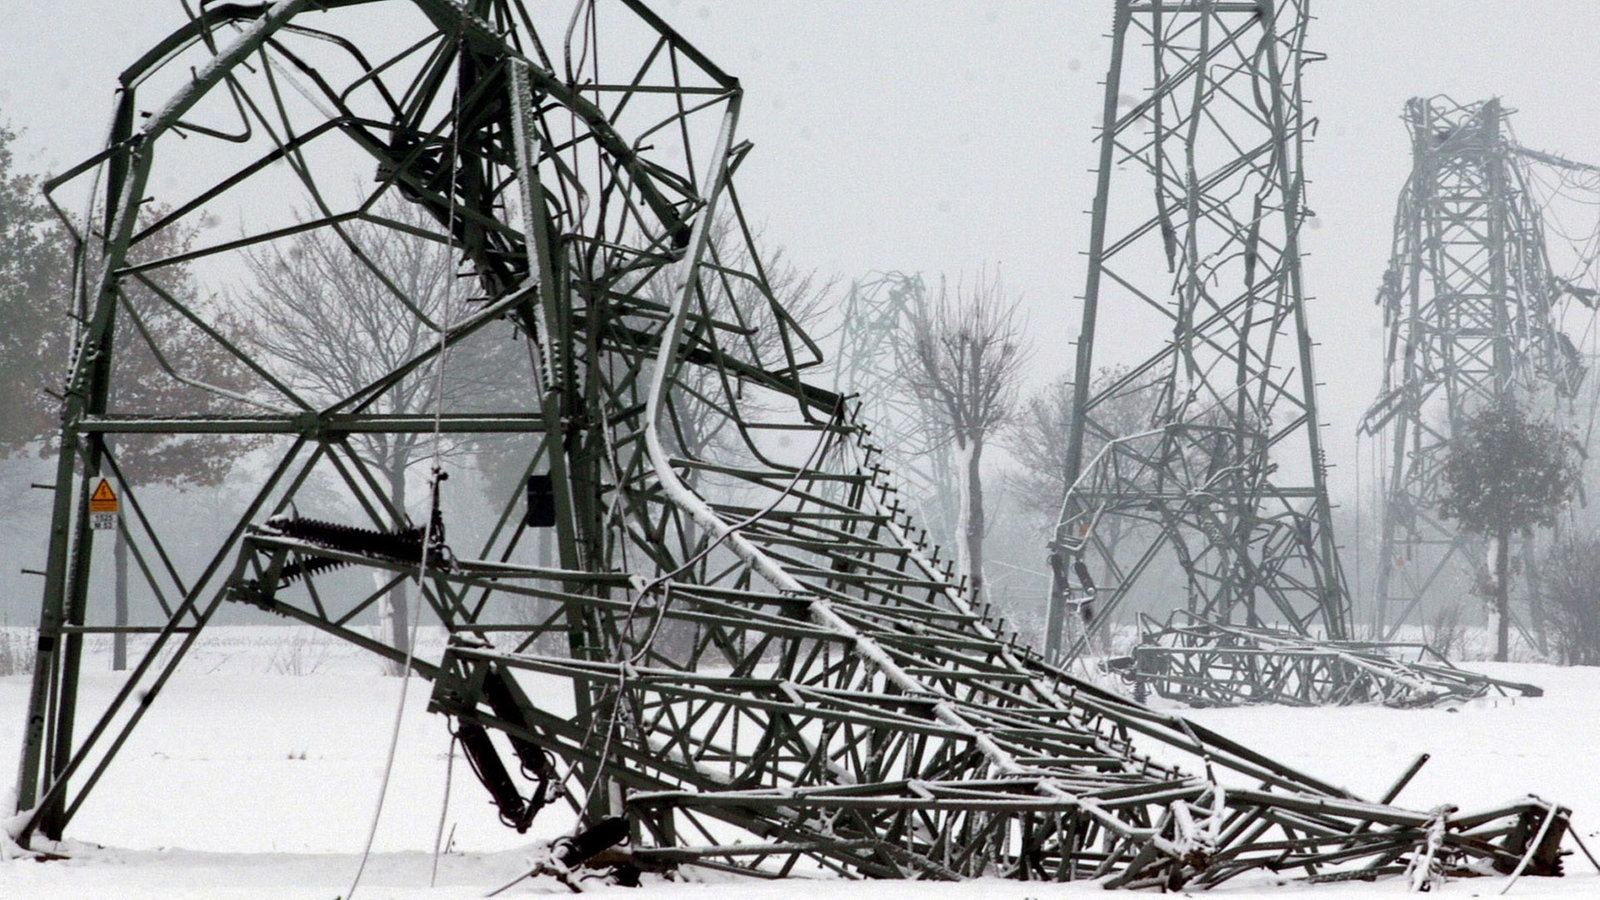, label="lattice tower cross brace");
[1048,0,1350,658]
